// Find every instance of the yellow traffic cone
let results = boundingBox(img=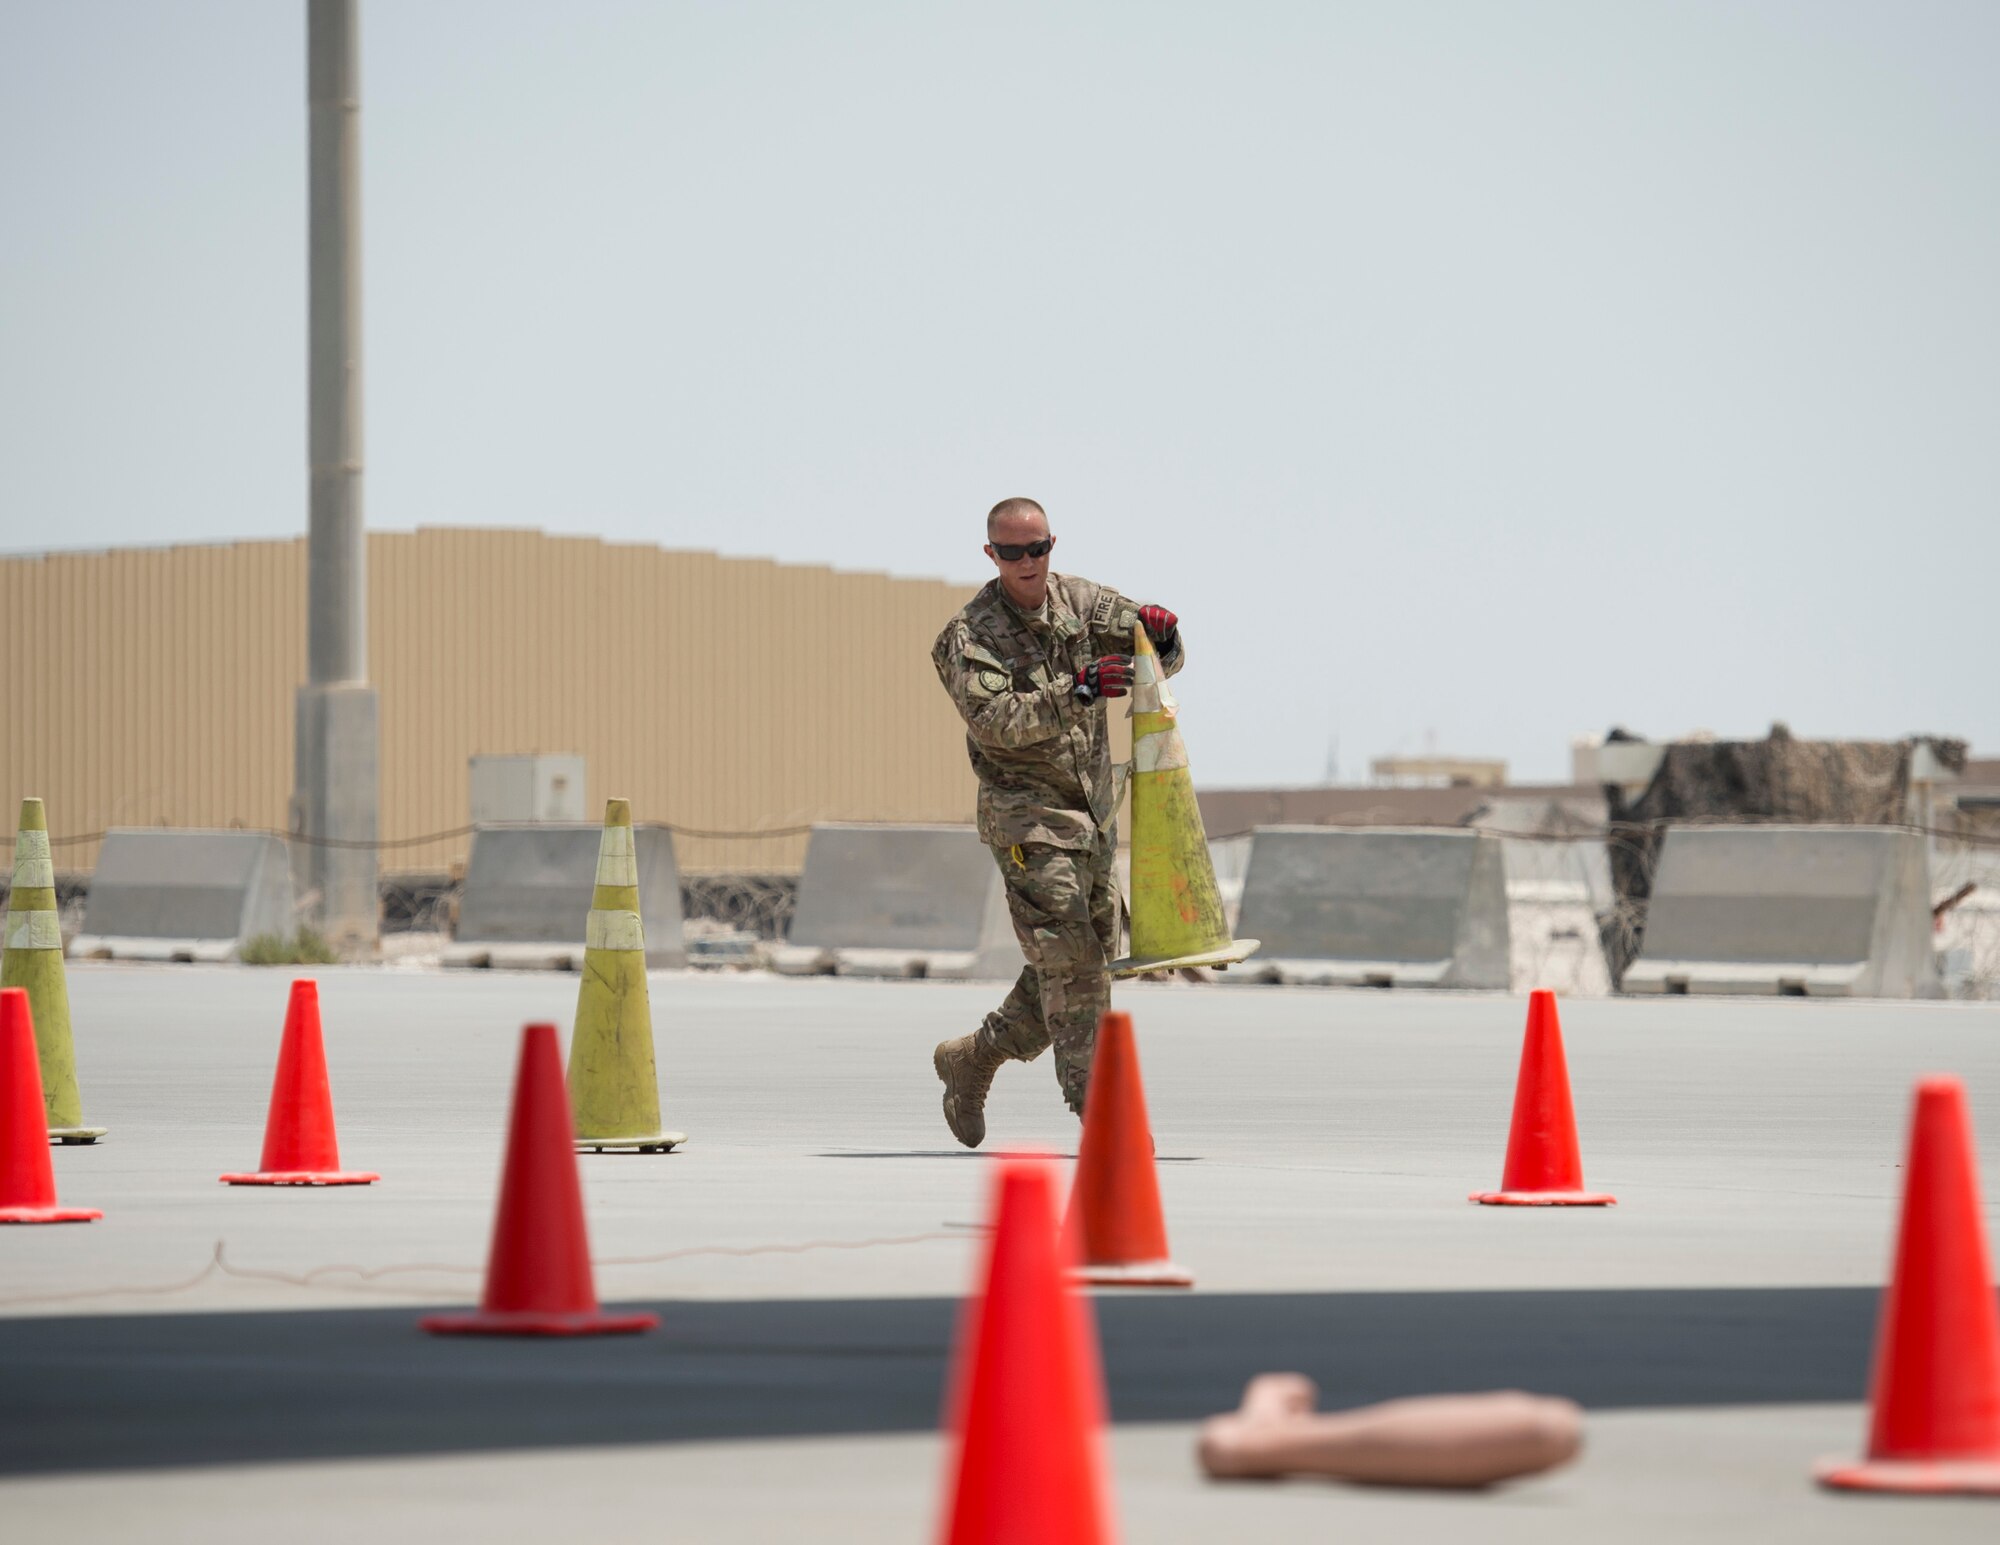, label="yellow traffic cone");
[567,798,684,1153]
[1110,629,1259,977]
[2,799,105,1143]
